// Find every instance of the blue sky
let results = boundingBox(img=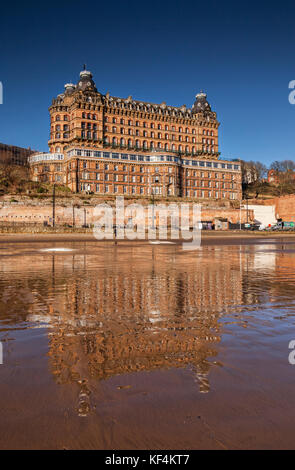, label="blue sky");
[0,0,294,166]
